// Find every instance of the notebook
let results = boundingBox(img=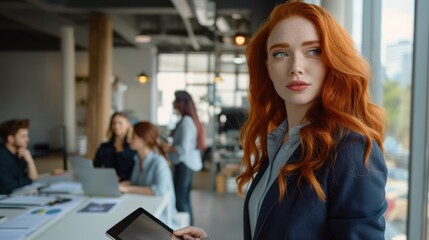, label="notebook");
[75,168,121,197]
